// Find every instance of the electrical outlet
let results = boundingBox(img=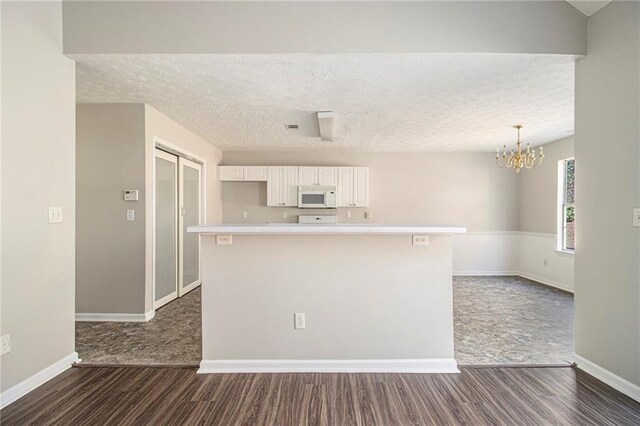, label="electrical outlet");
[282,211,288,219]
[126,209,135,221]
[412,235,430,246]
[216,234,233,245]
[242,211,248,219]
[346,210,352,218]
[364,211,370,219]
[633,208,640,227]
[1,334,11,355]
[294,313,305,330]
[48,207,63,224]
